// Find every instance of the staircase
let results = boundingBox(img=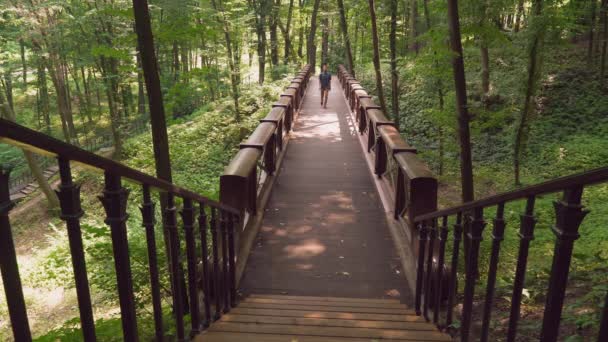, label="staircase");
[197,294,451,341]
